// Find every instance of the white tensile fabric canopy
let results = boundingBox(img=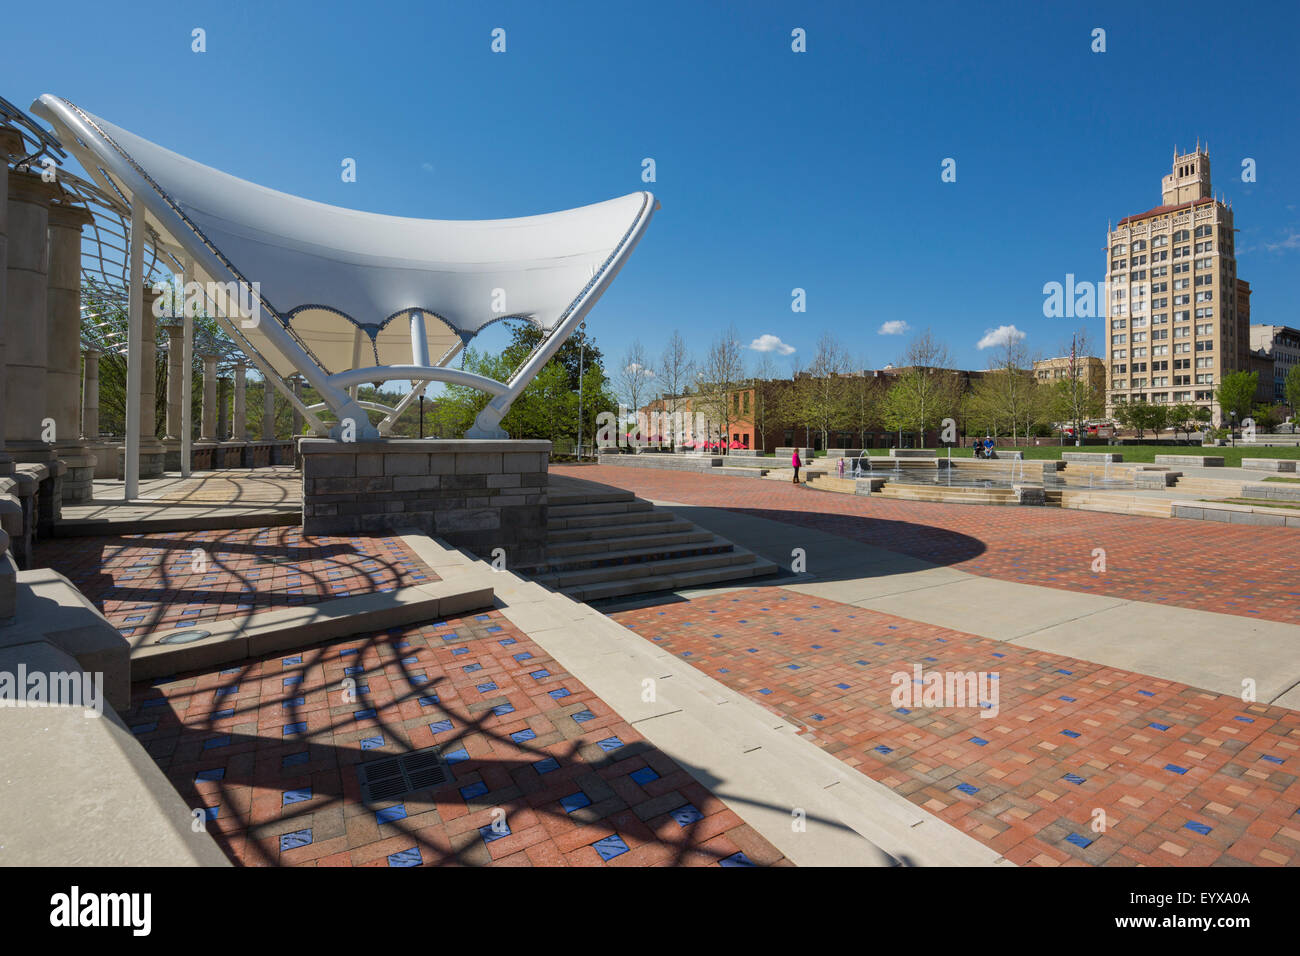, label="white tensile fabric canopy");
[34,94,655,438]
